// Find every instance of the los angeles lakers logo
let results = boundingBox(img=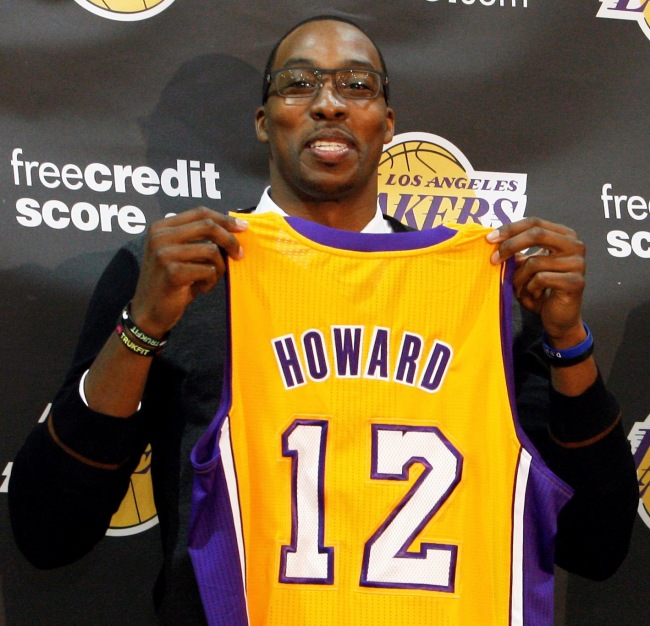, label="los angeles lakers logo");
[597,1,650,41]
[106,444,158,536]
[74,0,177,22]
[379,132,527,230]
[628,415,650,528]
